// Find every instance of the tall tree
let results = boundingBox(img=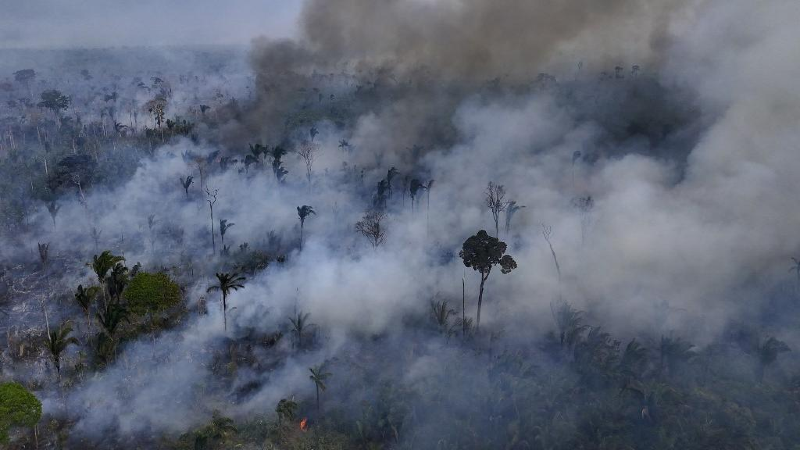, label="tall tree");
[387,167,399,199]
[297,205,316,249]
[88,251,125,302]
[409,179,424,213]
[459,230,517,331]
[296,141,320,191]
[206,187,218,254]
[270,146,289,184]
[485,182,507,238]
[289,311,313,349]
[219,219,235,245]
[206,272,246,331]
[309,365,332,412]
